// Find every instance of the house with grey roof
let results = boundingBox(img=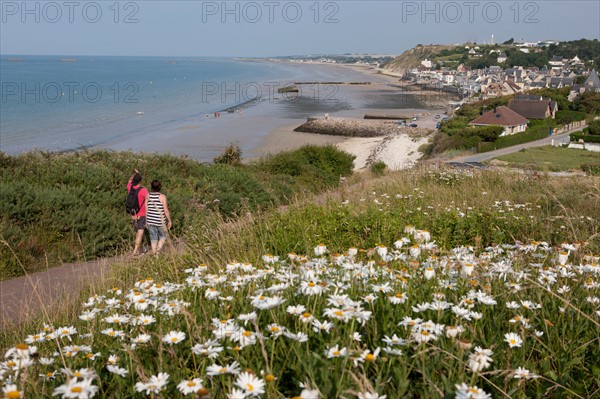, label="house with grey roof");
[508,96,557,119]
[568,70,600,101]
